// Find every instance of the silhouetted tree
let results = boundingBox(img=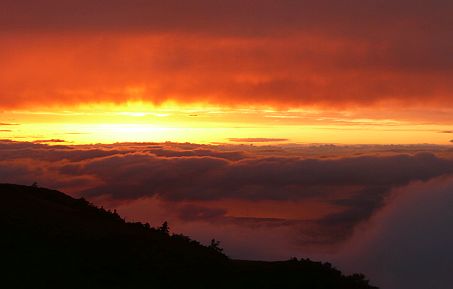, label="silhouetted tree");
[31,182,38,188]
[209,239,223,253]
[158,221,170,235]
